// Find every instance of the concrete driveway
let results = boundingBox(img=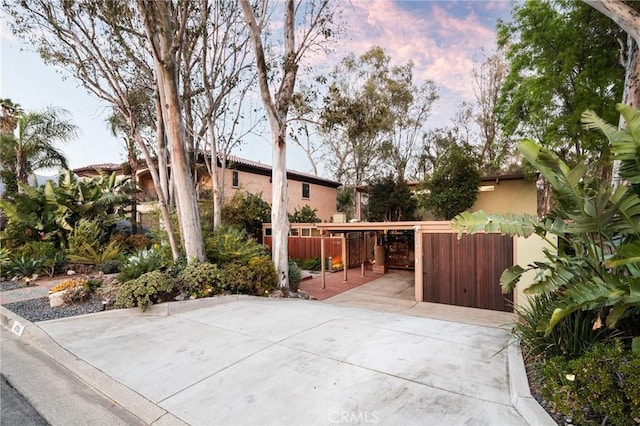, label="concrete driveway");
[27,295,548,425]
